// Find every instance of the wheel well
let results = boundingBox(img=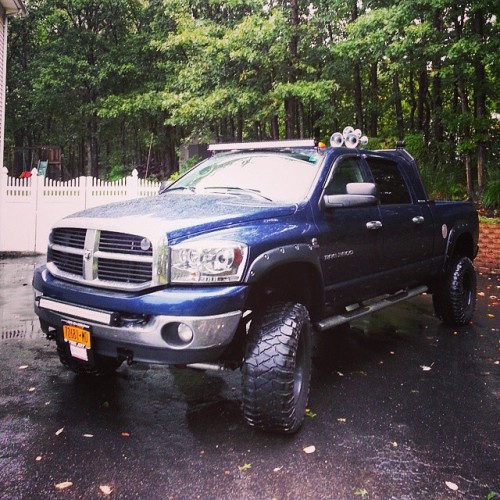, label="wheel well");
[246,263,323,321]
[449,232,474,260]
